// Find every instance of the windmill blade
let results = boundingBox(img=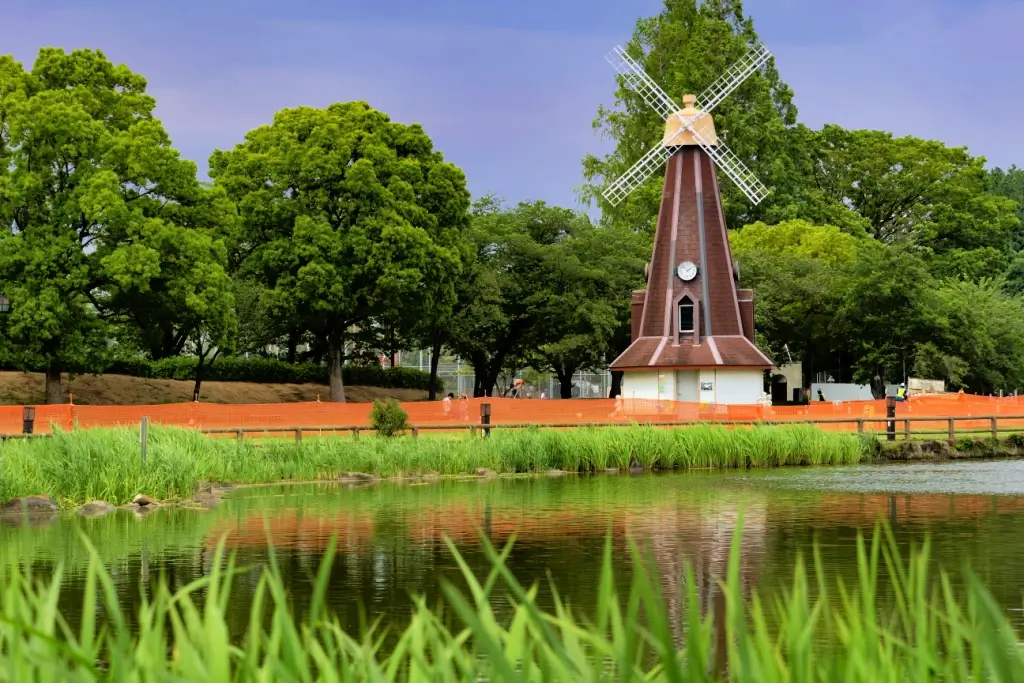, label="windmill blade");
[602,142,674,207]
[688,124,770,205]
[694,42,772,114]
[607,45,681,122]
